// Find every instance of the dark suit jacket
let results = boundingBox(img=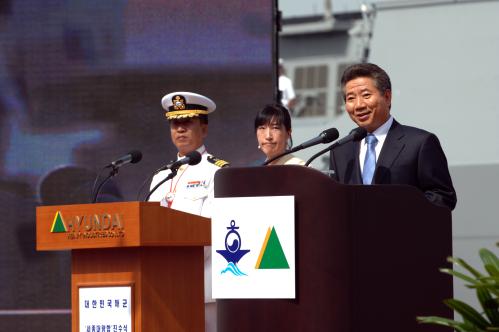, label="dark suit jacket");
[329,120,457,210]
